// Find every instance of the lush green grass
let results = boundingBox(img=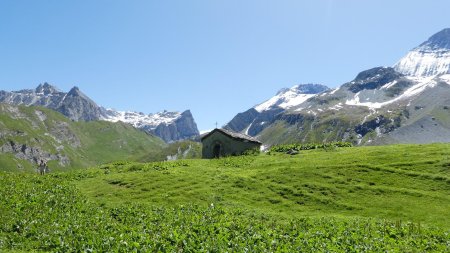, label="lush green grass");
[71,120,164,165]
[1,143,449,251]
[78,143,450,229]
[1,170,448,252]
